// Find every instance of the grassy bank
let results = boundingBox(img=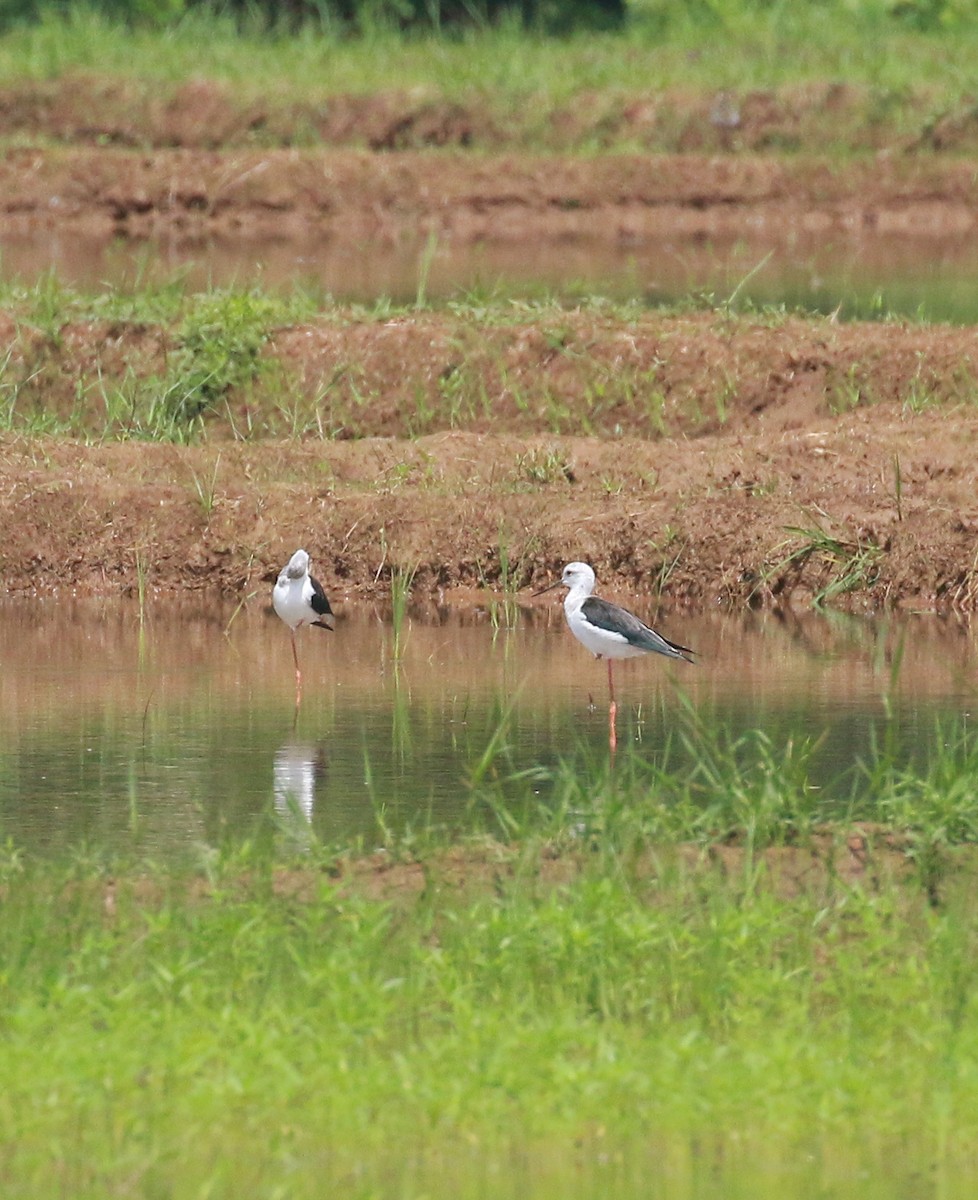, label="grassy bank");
[1,277,975,609]
[3,4,976,96]
[1,6,978,153]
[2,812,978,1194]
[1,281,976,443]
